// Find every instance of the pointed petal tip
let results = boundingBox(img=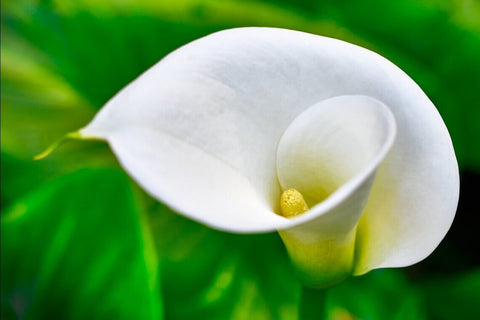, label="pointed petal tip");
[33,131,84,160]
